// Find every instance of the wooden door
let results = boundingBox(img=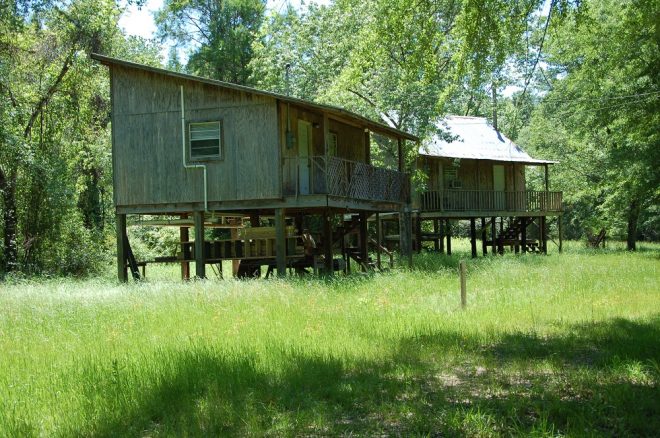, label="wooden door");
[297,120,312,194]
